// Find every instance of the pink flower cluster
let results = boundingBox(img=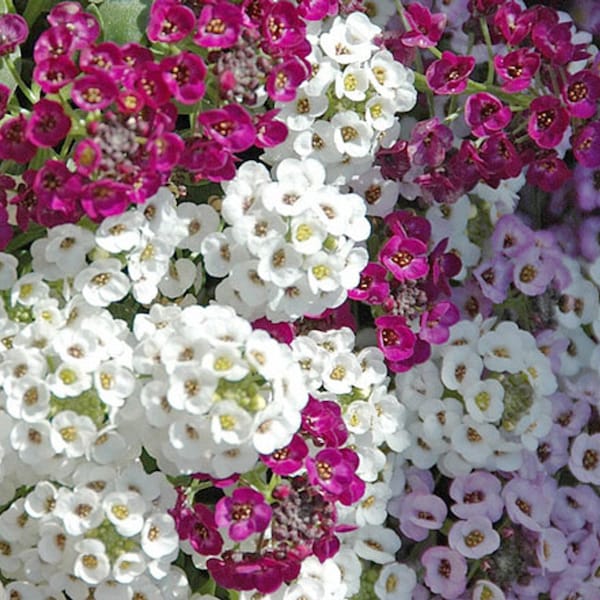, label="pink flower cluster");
[350,210,461,372]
